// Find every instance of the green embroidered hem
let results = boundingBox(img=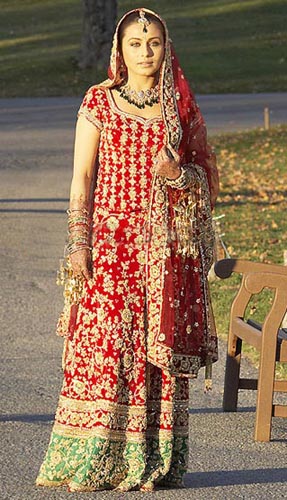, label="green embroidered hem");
[36,431,188,492]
